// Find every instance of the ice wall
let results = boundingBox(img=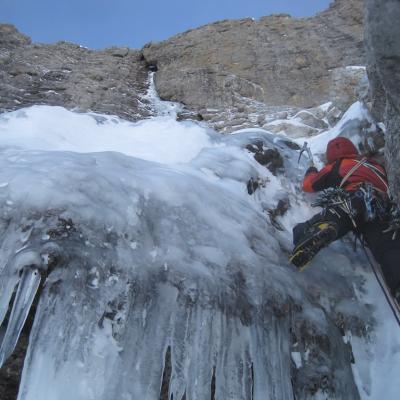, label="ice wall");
[0,105,398,399]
